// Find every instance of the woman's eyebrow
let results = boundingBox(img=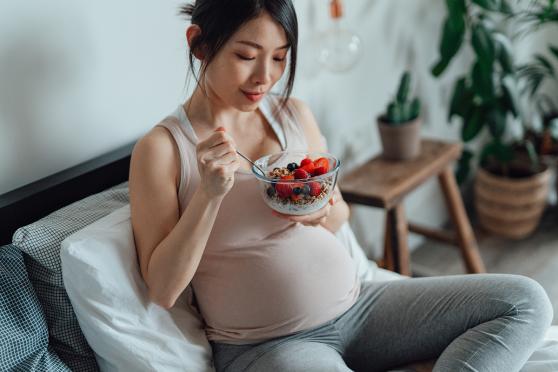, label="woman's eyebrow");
[236,40,290,50]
